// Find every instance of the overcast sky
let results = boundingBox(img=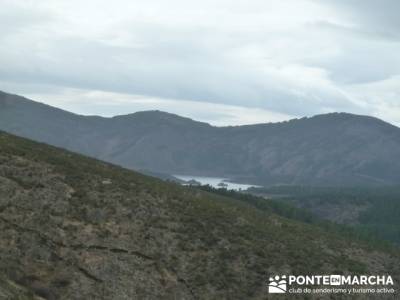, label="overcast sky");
[1,0,399,126]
